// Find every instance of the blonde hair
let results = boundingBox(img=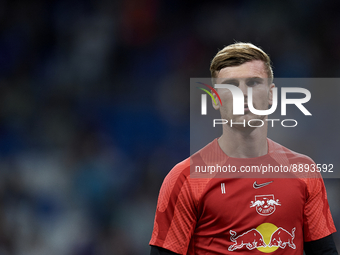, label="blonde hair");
[210,42,273,81]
